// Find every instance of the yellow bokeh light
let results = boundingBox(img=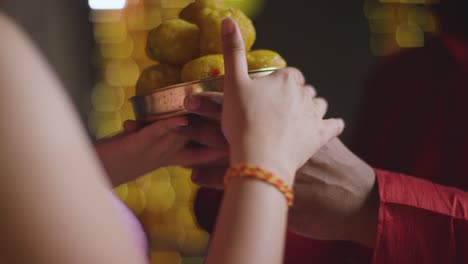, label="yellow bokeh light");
[120,101,136,121]
[136,57,157,72]
[162,206,198,228]
[396,23,424,47]
[126,5,163,31]
[130,31,150,59]
[91,82,125,111]
[369,19,398,34]
[90,10,124,23]
[145,181,176,213]
[160,8,183,20]
[180,229,210,257]
[172,176,195,204]
[113,184,129,201]
[370,34,399,56]
[160,0,193,8]
[151,251,182,264]
[123,85,137,99]
[224,0,266,18]
[88,110,122,136]
[139,211,165,231]
[105,59,140,86]
[94,21,128,43]
[125,182,147,215]
[182,257,204,264]
[167,166,192,178]
[406,6,436,32]
[151,167,172,182]
[100,36,134,59]
[136,173,153,192]
[149,224,186,251]
[95,120,123,139]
